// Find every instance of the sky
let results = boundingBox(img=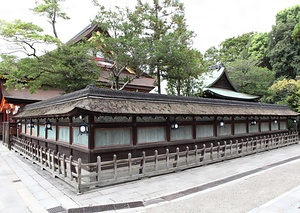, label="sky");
[0,0,300,53]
